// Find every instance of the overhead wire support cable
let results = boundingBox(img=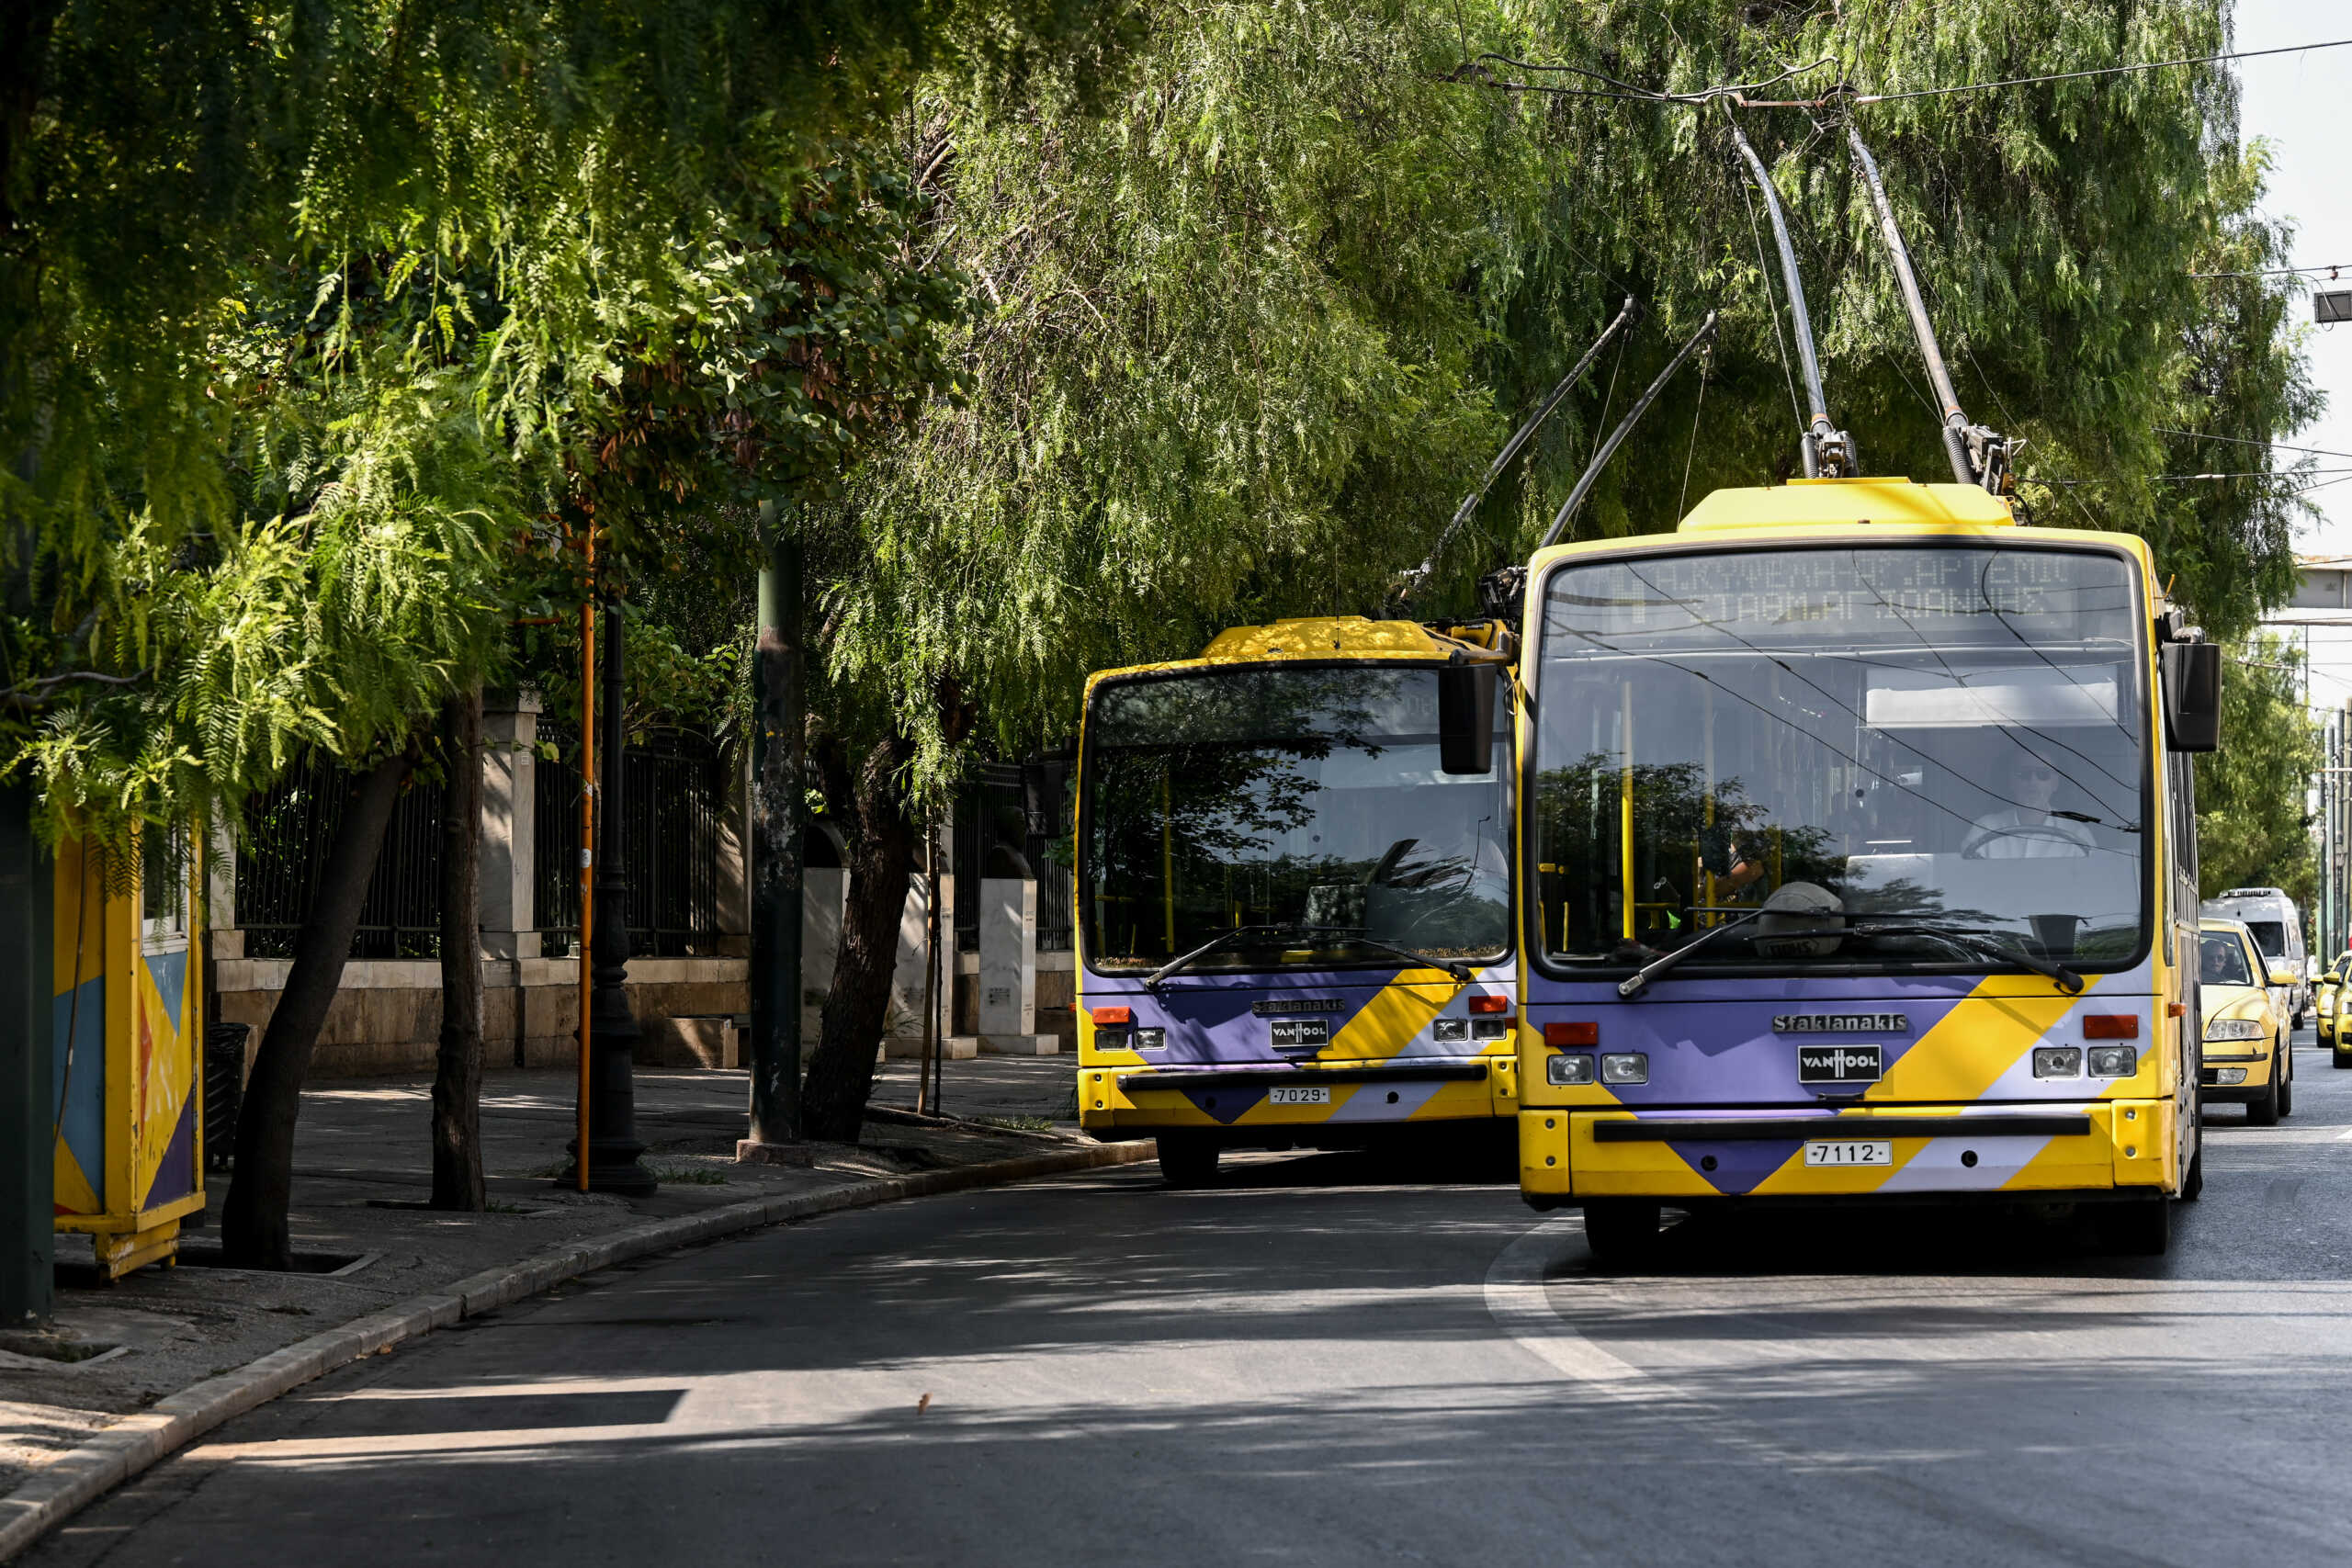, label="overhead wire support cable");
[2190,262,2352,279]
[1830,36,2352,106]
[1725,113,1853,478]
[1446,53,1837,106]
[2154,427,2352,462]
[1845,122,2007,491]
[1400,296,1639,602]
[1453,37,2352,112]
[1538,311,1720,550]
